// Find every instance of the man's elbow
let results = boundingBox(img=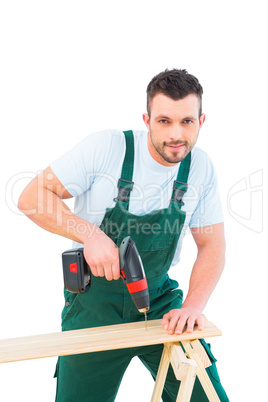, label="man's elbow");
[18,190,28,214]
[17,184,36,216]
